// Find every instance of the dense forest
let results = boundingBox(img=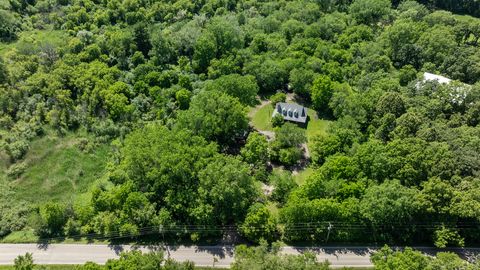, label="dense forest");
[1,0,480,249]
